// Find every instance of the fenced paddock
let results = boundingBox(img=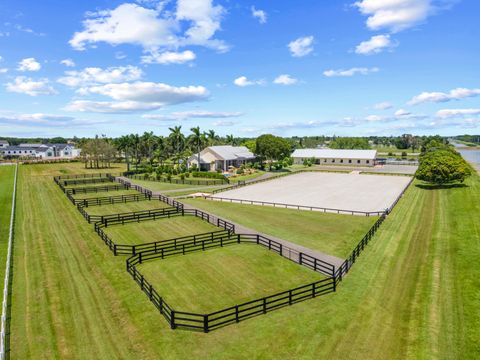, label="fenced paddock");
[127,238,335,332]
[209,172,413,215]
